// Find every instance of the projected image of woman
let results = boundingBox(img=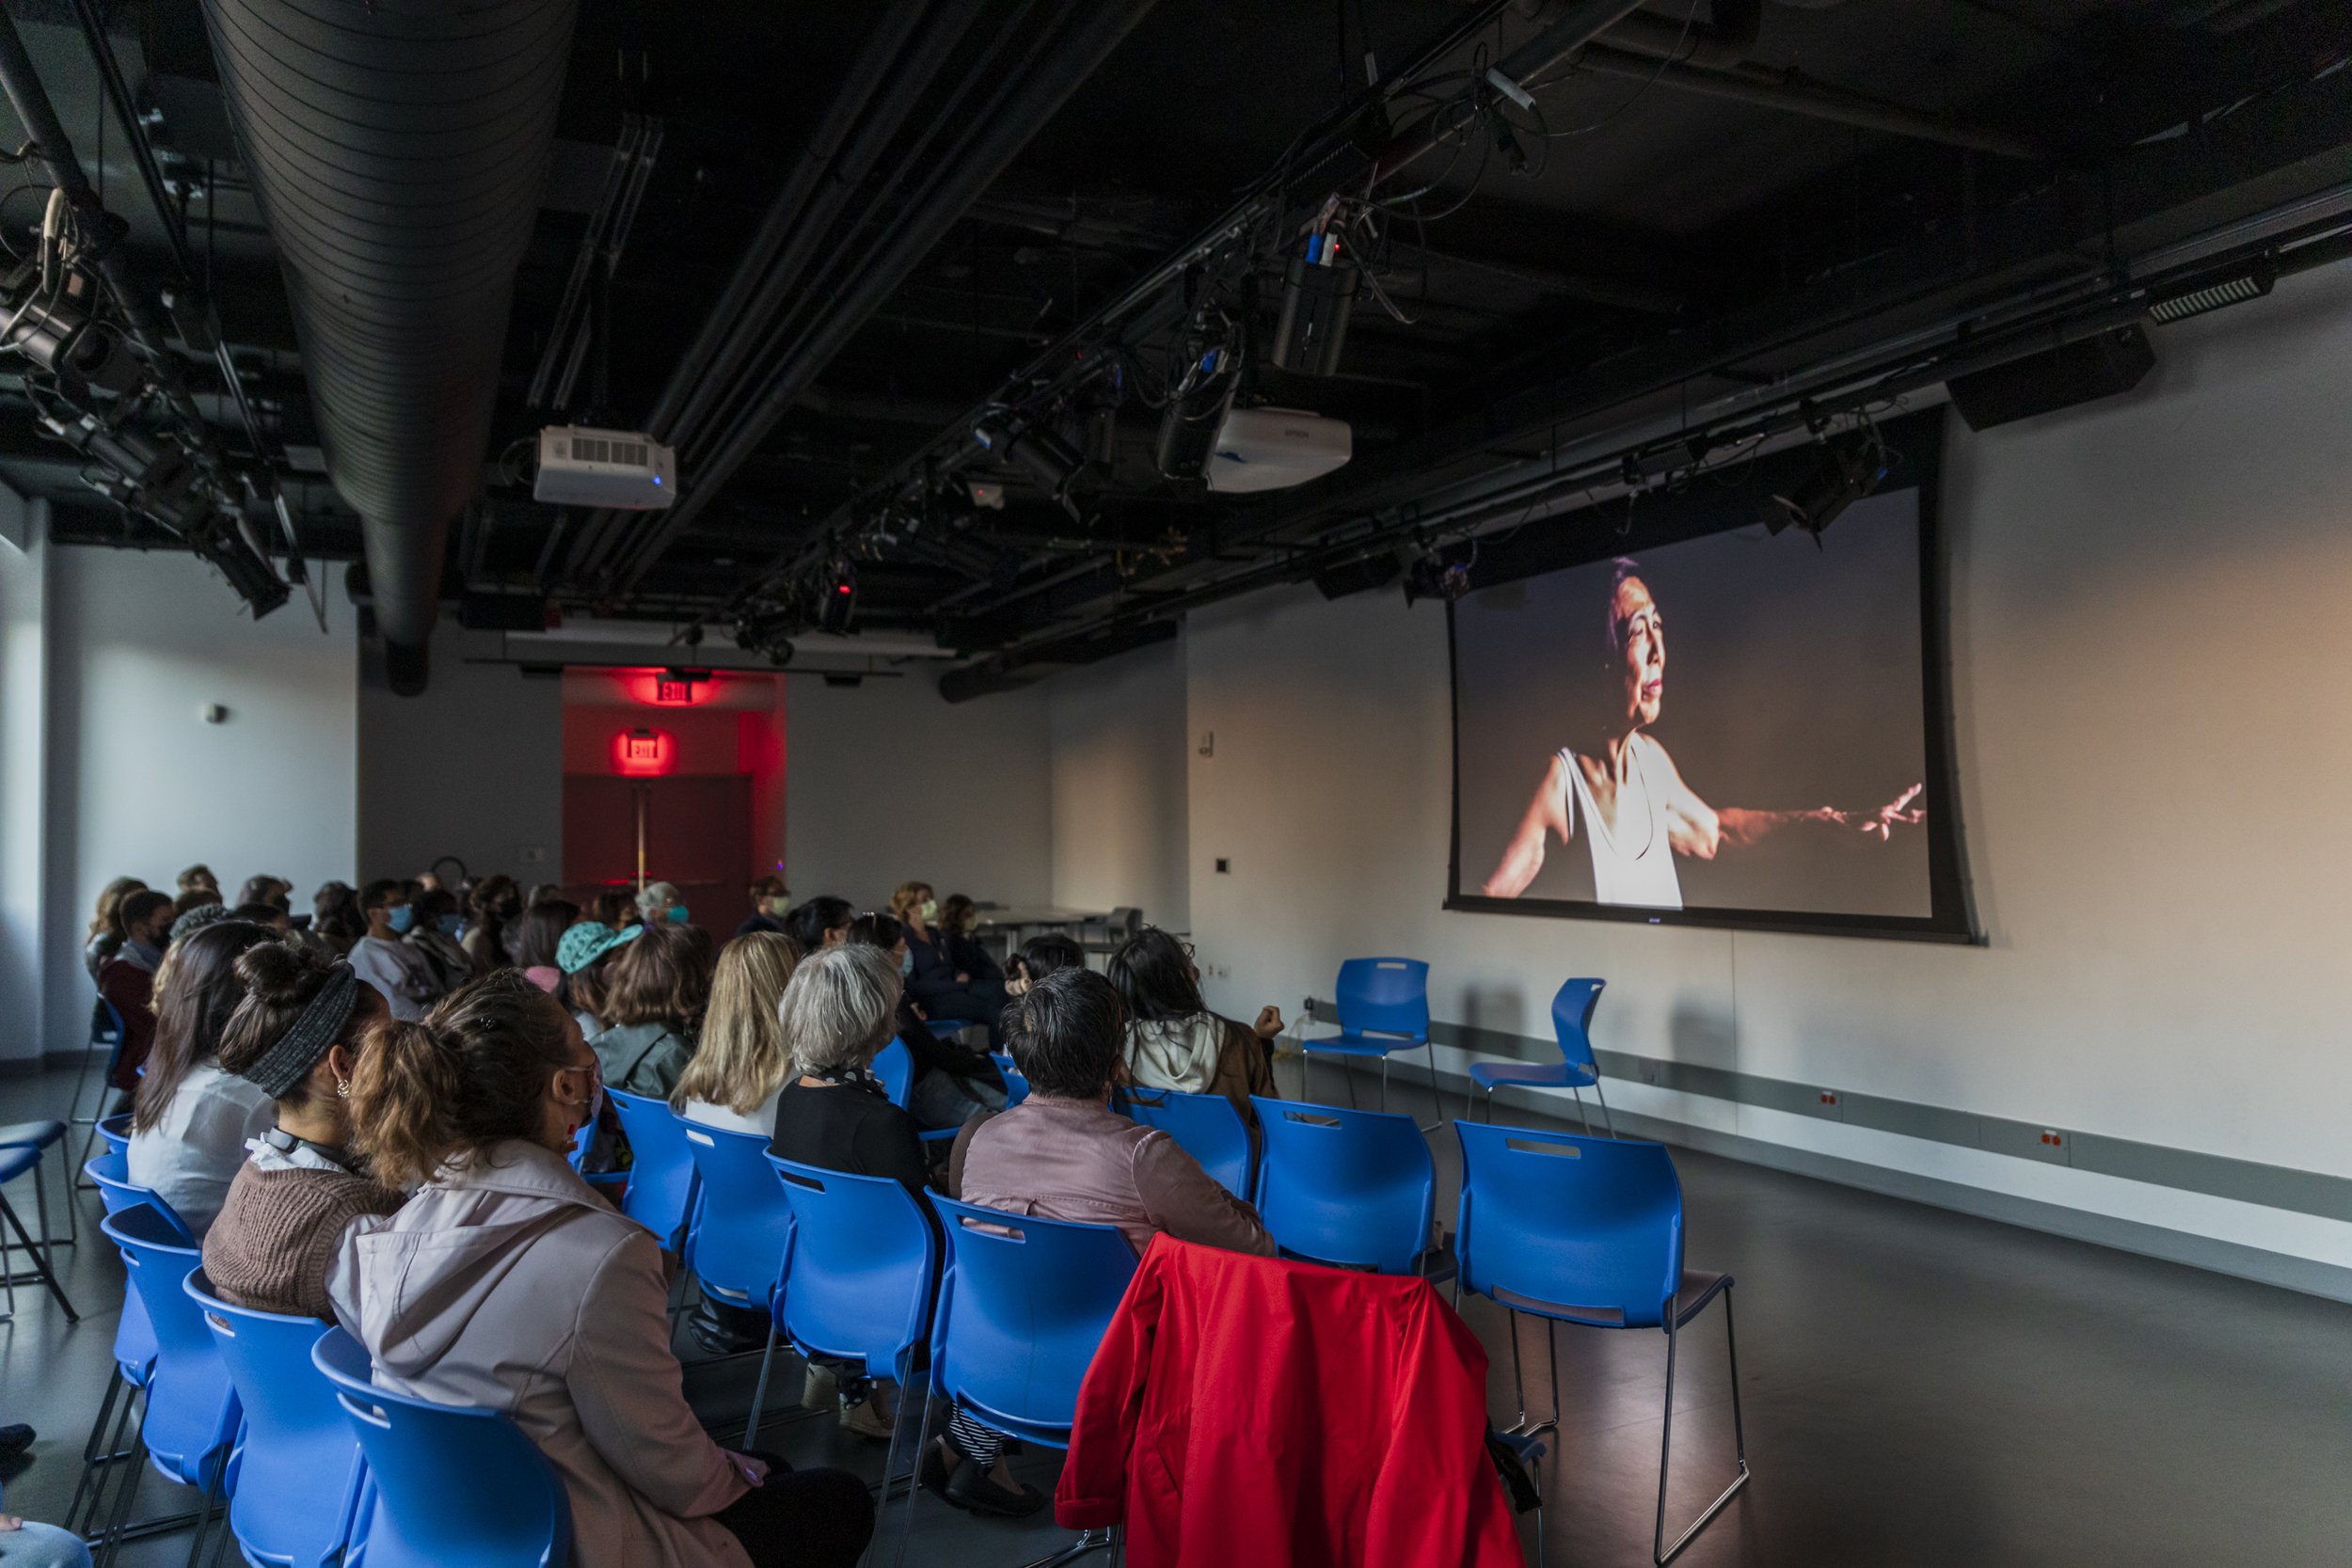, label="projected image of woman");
[1481,557,1924,908]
